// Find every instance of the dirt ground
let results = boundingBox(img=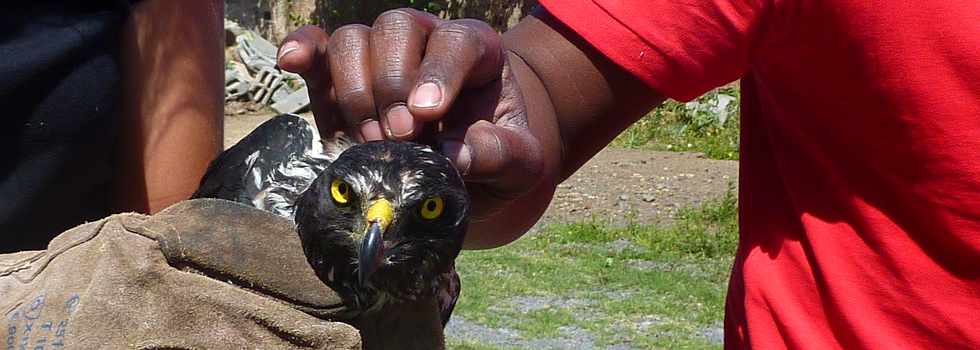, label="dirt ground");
[224,112,739,227]
[540,150,736,226]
